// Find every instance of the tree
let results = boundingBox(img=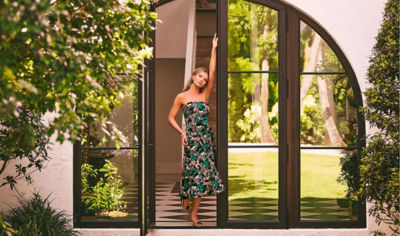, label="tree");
[300,24,346,146]
[249,4,275,143]
[0,108,51,188]
[300,24,321,104]
[228,0,279,143]
[317,75,346,146]
[359,0,399,234]
[0,0,156,188]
